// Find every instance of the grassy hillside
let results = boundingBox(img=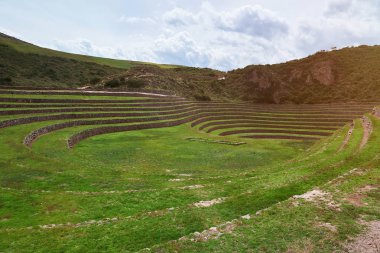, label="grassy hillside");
[1,32,380,103]
[0,33,223,100]
[95,65,226,100]
[0,32,179,69]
